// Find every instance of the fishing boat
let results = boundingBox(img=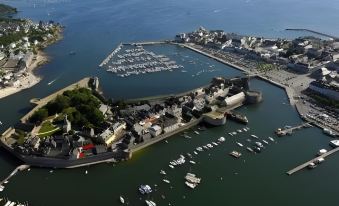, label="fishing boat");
[236,142,243,147]
[119,196,125,204]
